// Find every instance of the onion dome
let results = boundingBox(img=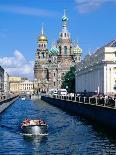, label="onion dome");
[49,46,59,56]
[38,24,48,42]
[62,15,68,21]
[38,35,48,42]
[73,47,82,54]
[62,10,68,21]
